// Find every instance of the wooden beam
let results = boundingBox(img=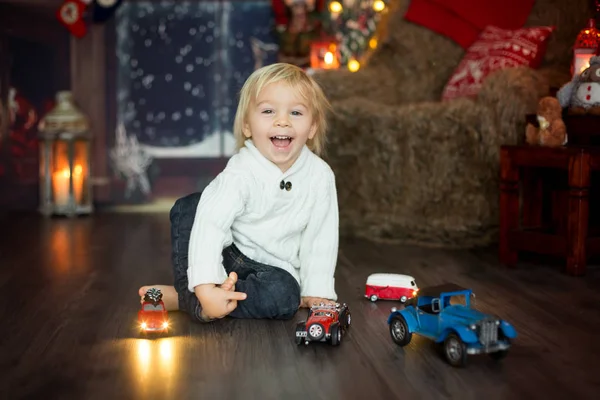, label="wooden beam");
[70,23,111,203]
